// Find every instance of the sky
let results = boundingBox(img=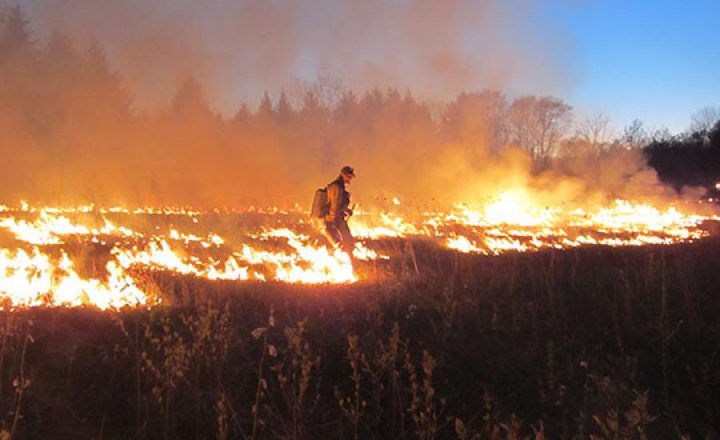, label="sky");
[552,0,720,133]
[6,0,720,134]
